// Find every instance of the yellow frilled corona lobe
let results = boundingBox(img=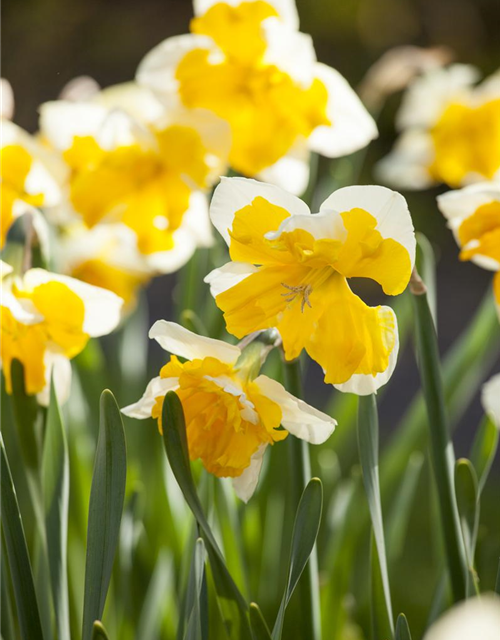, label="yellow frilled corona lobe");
[63,125,210,255]
[175,1,330,176]
[152,355,287,478]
